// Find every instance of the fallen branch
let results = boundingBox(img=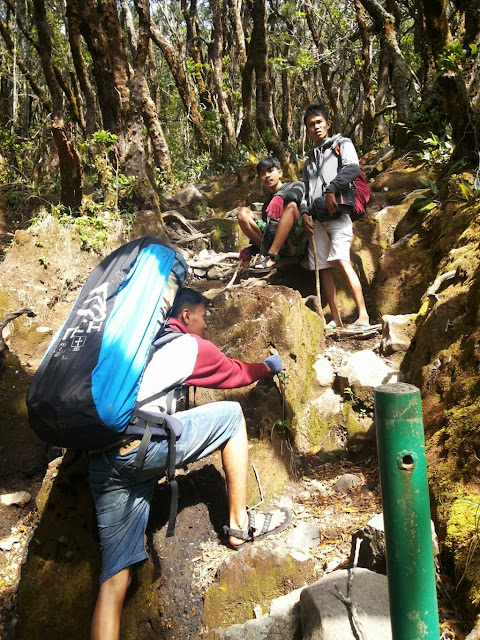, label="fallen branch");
[310,236,326,325]
[0,308,36,353]
[223,261,242,290]
[175,230,215,245]
[335,538,367,640]
[427,269,457,301]
[162,210,198,235]
[187,252,240,269]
